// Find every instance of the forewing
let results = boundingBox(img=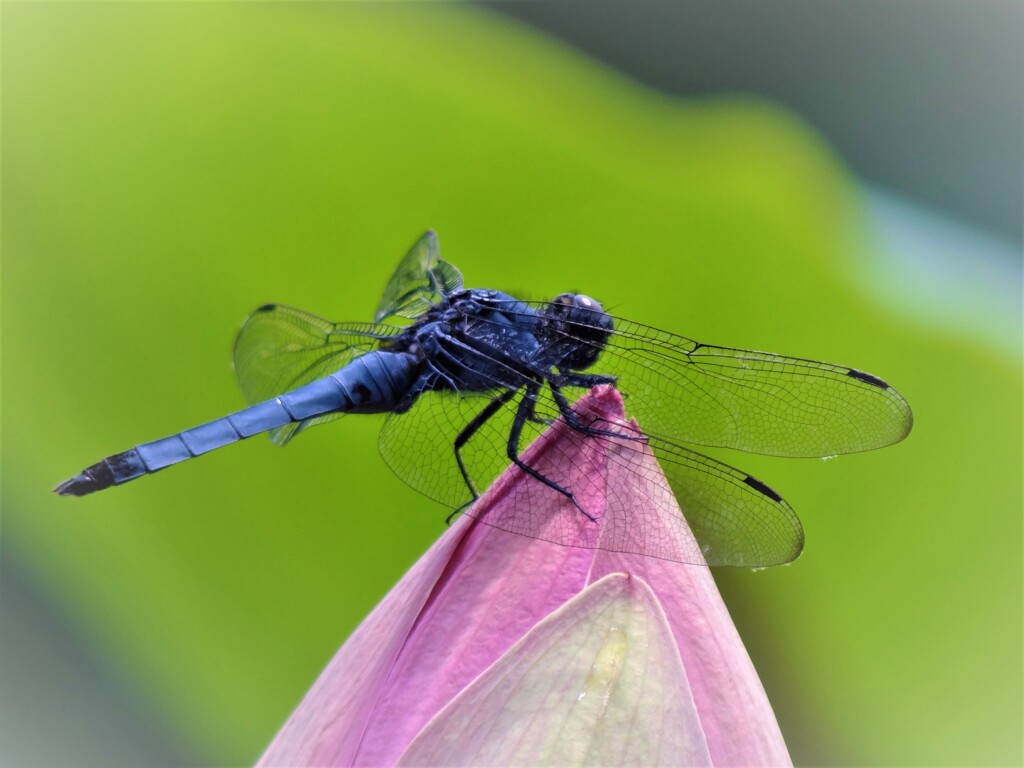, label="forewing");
[589,316,912,457]
[233,304,399,445]
[374,230,464,323]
